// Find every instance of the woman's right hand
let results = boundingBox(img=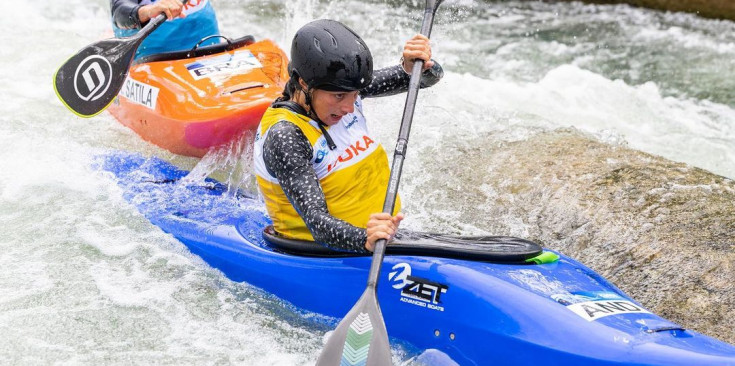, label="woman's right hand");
[365,212,405,252]
[401,34,434,74]
[139,0,186,23]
